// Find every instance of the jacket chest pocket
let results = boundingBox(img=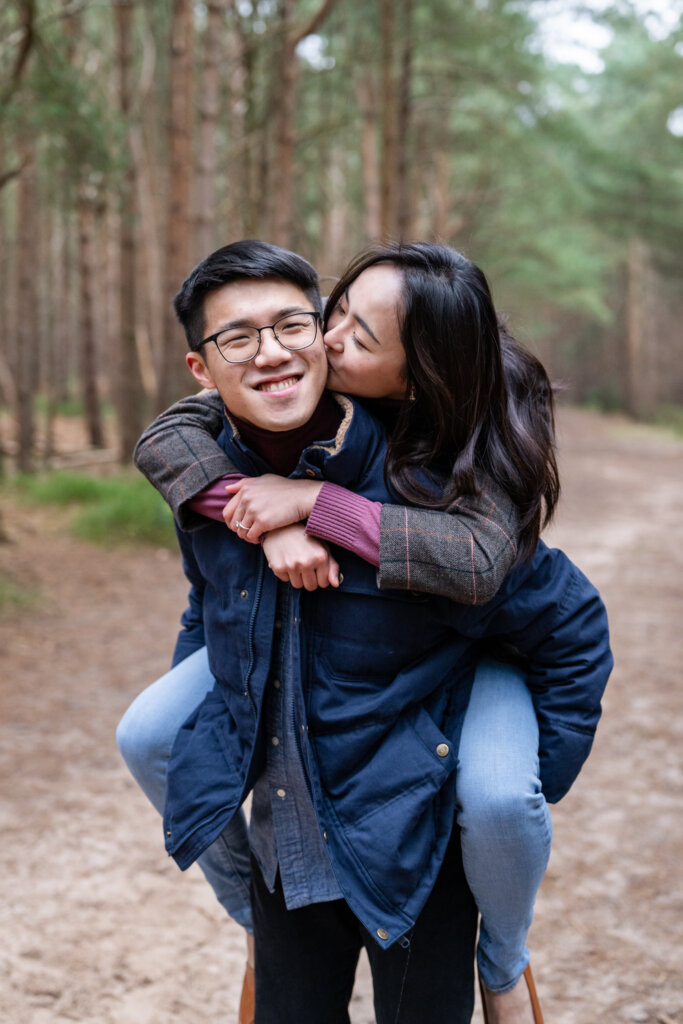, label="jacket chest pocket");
[307,582,442,684]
